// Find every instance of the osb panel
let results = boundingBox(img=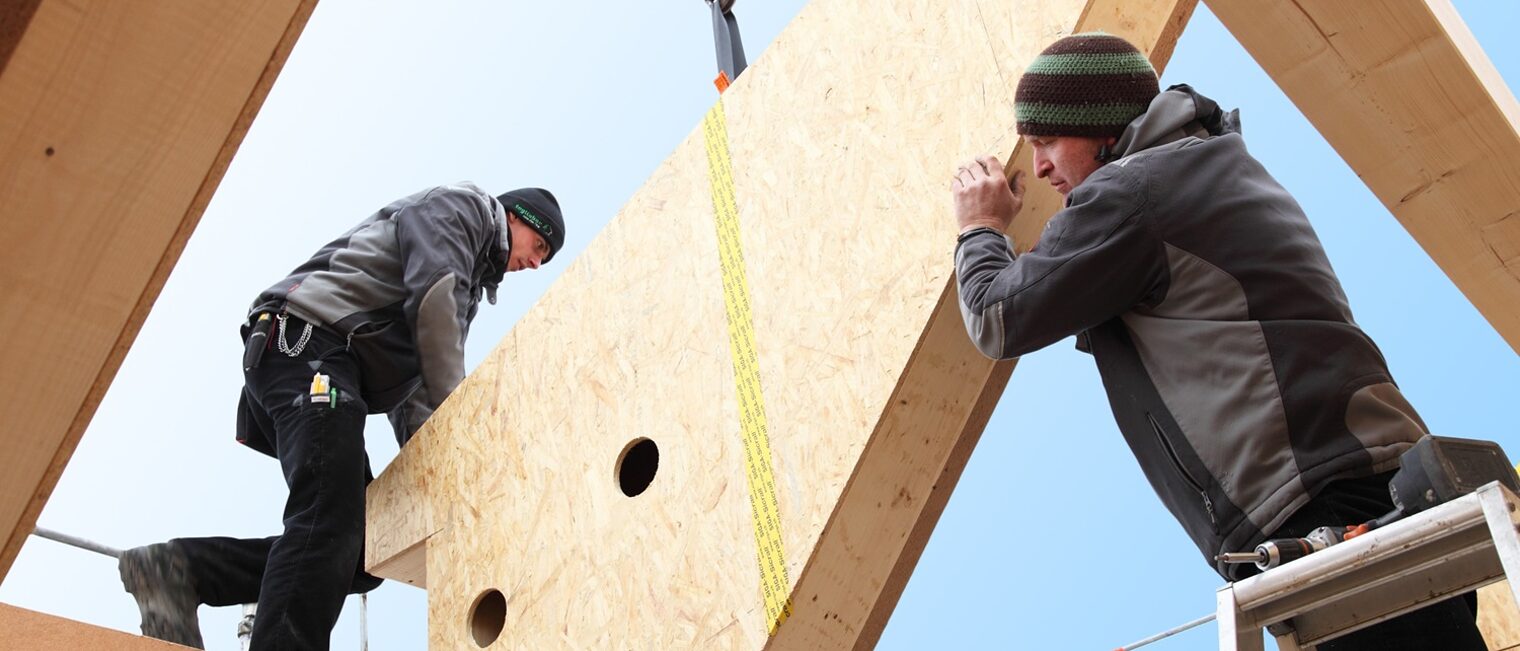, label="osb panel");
[1206,0,1520,353]
[366,0,1193,648]
[0,602,189,650]
[0,0,314,578]
[1480,580,1520,651]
